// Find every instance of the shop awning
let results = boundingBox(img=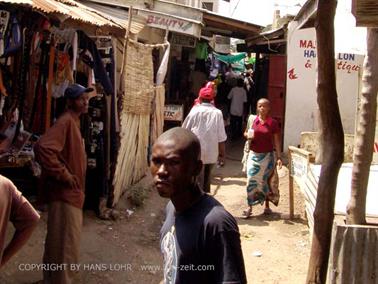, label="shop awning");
[76,0,203,38]
[213,52,246,64]
[202,10,263,39]
[80,1,146,35]
[0,0,124,31]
